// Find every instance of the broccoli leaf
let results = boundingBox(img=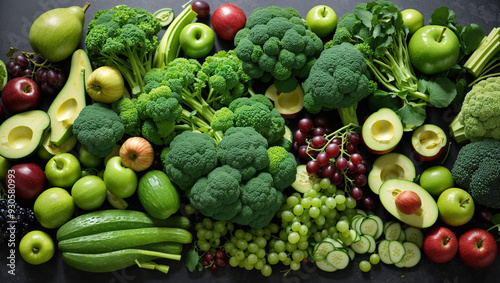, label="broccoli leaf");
[421,77,457,108]
[396,103,426,129]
